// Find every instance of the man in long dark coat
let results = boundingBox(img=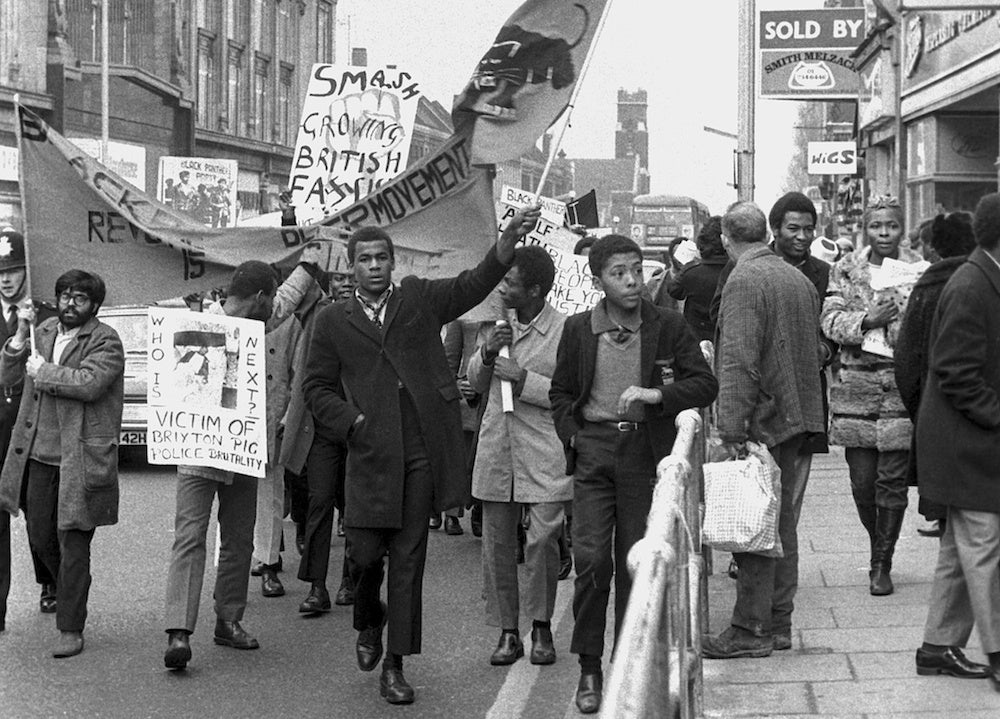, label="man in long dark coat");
[303,206,539,704]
